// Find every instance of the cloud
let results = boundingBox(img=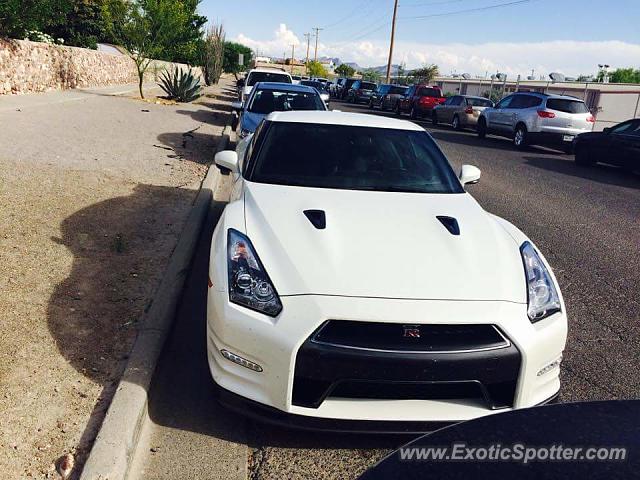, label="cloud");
[324,39,640,77]
[236,24,301,57]
[234,26,640,77]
